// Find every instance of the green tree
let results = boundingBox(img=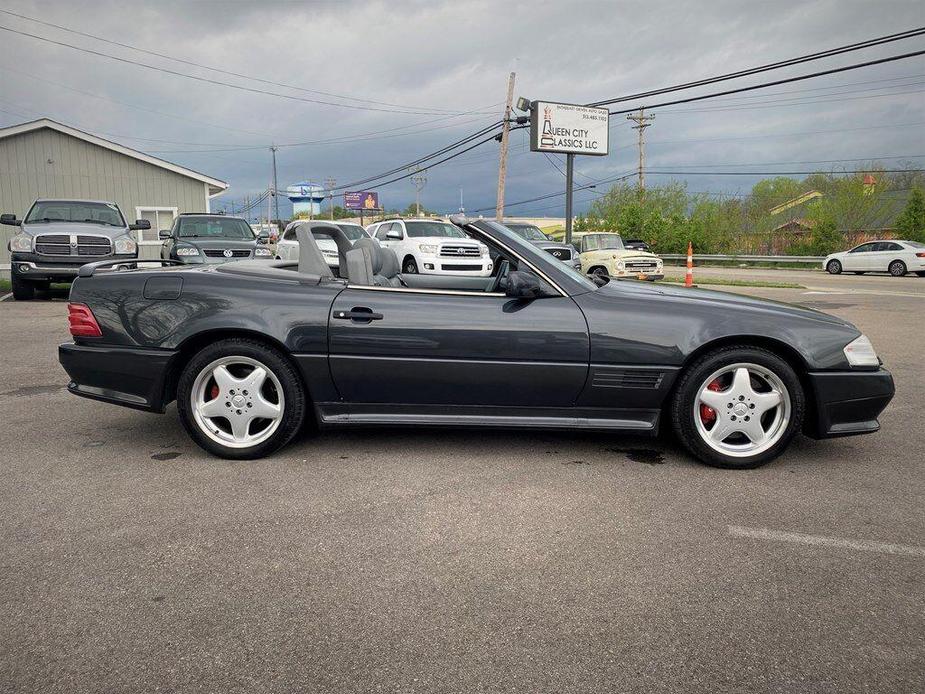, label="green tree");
[895,187,925,242]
